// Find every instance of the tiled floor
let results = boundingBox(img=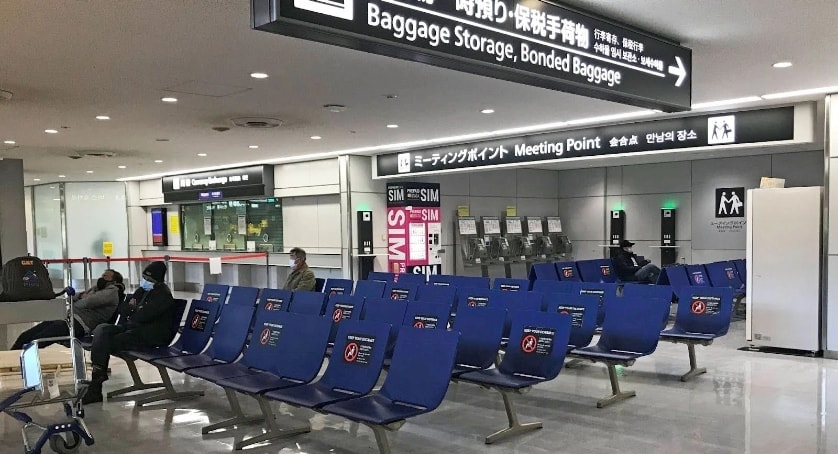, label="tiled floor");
[3,321,838,453]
